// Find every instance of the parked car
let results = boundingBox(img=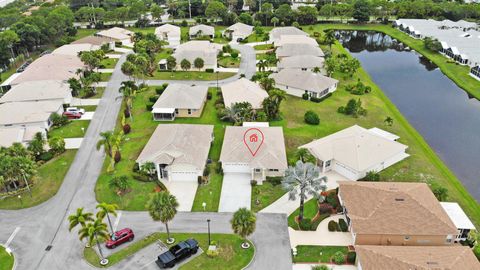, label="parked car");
[156,239,199,268]
[106,228,134,249]
[66,107,85,115]
[63,111,82,119]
